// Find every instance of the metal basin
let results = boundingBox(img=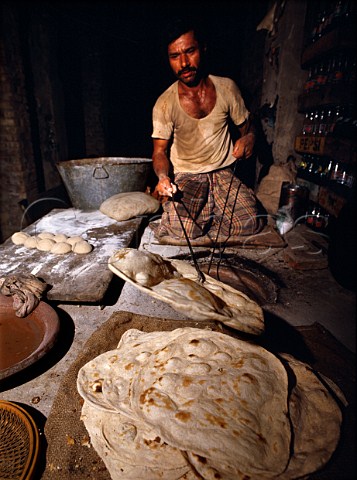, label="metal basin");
[0,294,60,381]
[56,157,153,210]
